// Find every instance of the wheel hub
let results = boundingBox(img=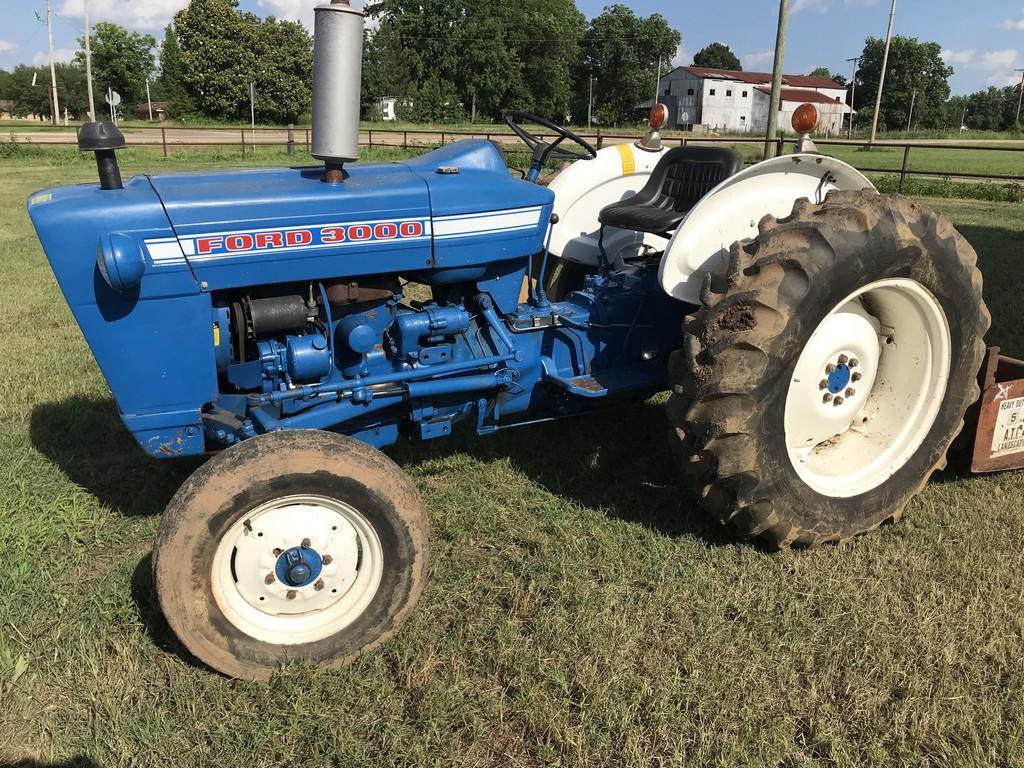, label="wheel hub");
[826,362,852,395]
[276,545,323,587]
